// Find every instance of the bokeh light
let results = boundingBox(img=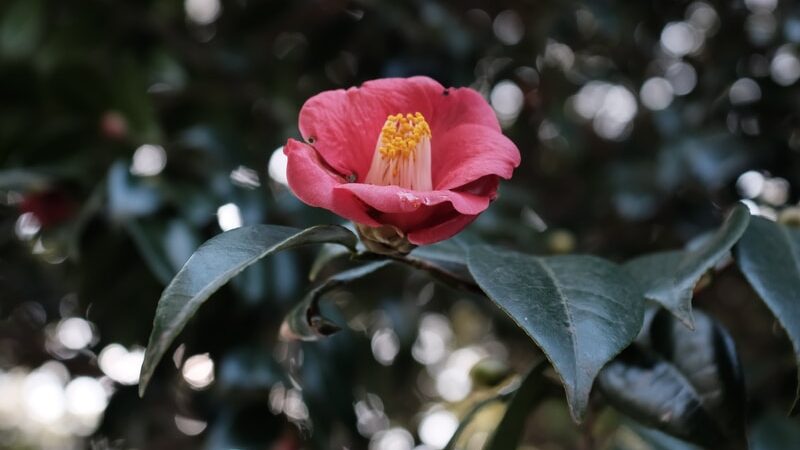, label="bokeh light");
[182,353,215,390]
[98,344,145,385]
[216,203,243,231]
[130,144,167,177]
